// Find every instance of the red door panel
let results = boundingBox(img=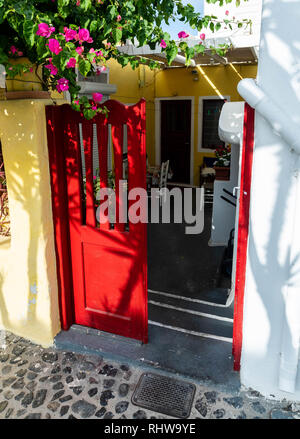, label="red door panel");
[46,100,148,343]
